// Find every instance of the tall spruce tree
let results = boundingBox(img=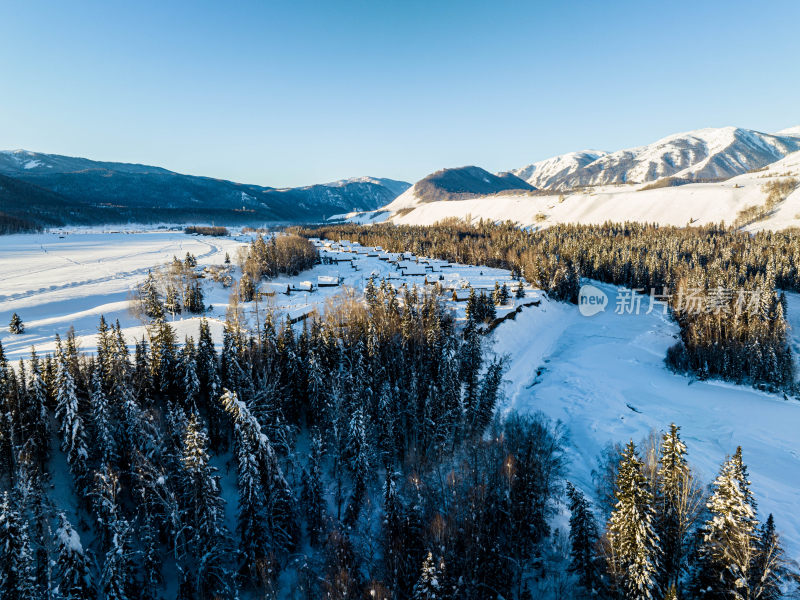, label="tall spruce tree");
[657,423,696,590]
[53,513,92,600]
[178,412,233,598]
[607,441,660,600]
[566,482,600,595]
[692,451,758,600]
[0,491,37,599]
[55,352,89,490]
